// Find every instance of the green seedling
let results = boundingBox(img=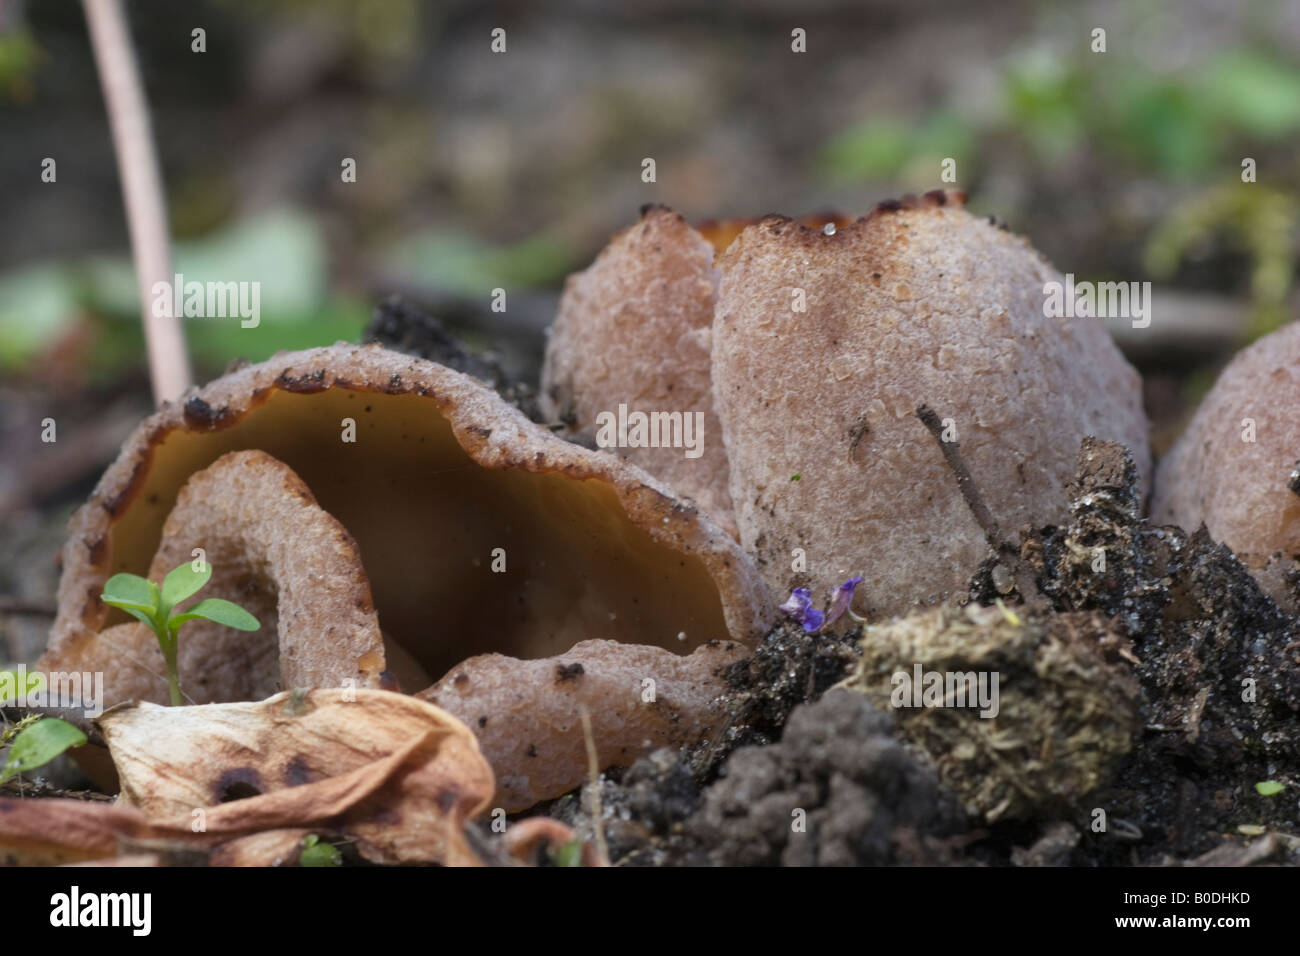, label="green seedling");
[550,838,585,867]
[100,561,260,706]
[299,833,343,867]
[0,716,86,784]
[1256,780,1285,796]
